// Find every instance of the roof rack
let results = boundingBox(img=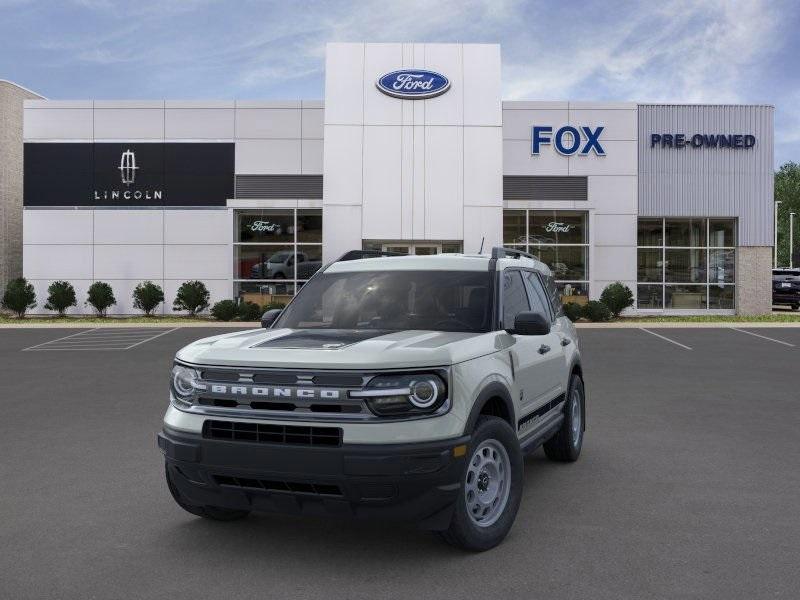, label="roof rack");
[491,246,538,261]
[336,249,407,262]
